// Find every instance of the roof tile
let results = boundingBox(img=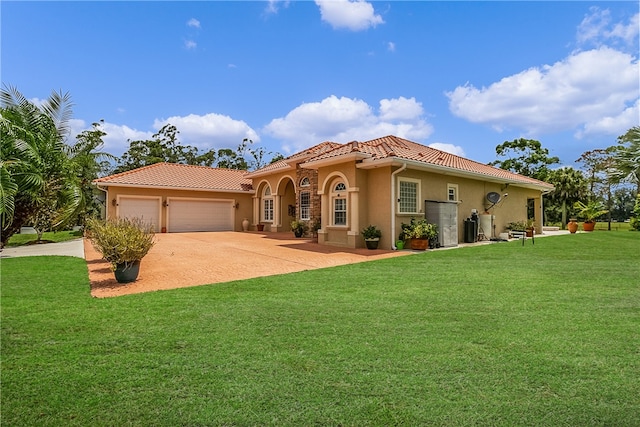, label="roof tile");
[94,163,253,192]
